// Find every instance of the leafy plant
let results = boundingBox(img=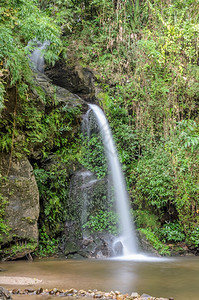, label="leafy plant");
[83,210,119,234]
[159,222,185,243]
[134,210,161,231]
[135,146,175,212]
[35,227,59,257]
[139,228,170,256]
[0,193,10,244]
[186,227,199,248]
[80,133,107,178]
[0,0,62,112]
